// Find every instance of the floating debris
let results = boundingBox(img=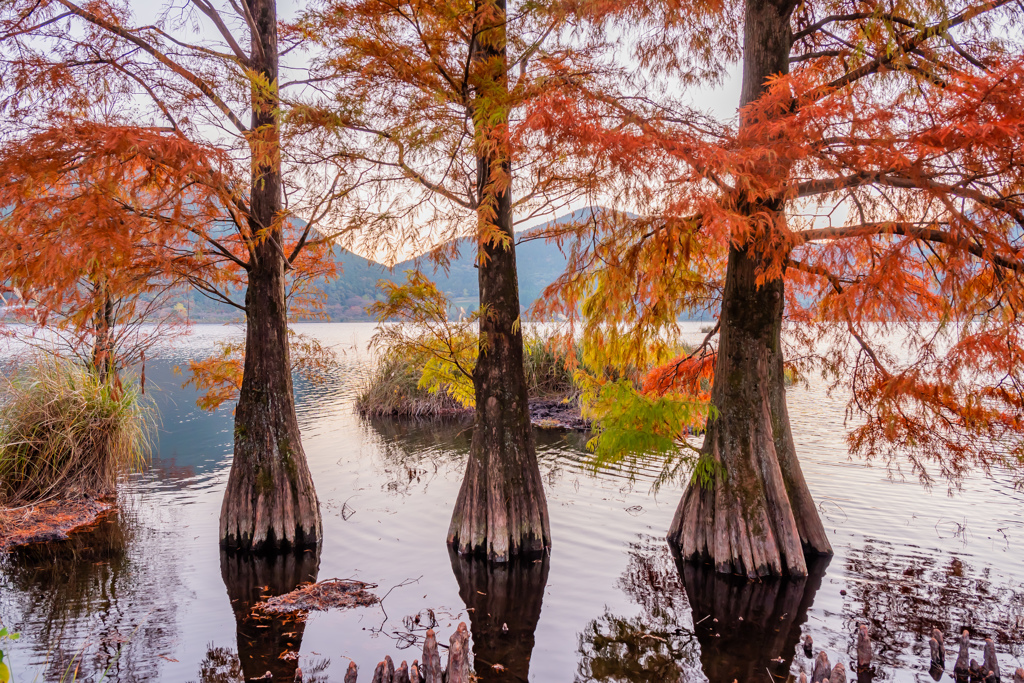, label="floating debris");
[0,497,112,551]
[256,578,379,614]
